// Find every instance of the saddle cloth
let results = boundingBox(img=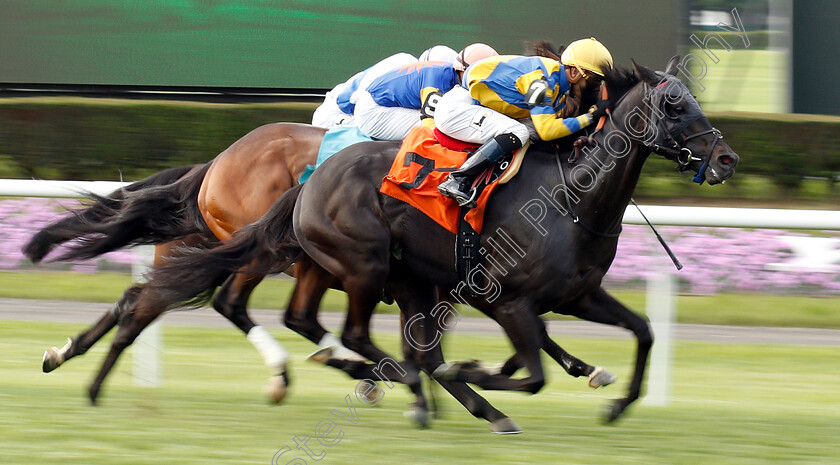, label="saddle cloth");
[299,125,374,184]
[380,125,514,234]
